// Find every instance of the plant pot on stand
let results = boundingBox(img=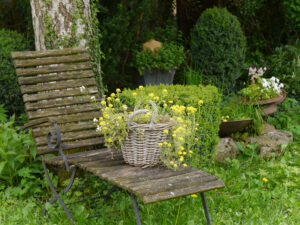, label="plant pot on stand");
[143,68,175,86]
